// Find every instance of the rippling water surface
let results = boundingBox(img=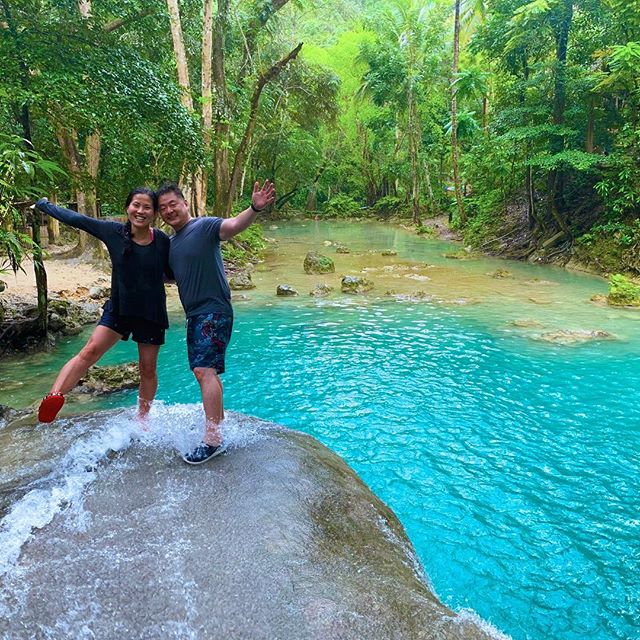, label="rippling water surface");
[1,222,639,640]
